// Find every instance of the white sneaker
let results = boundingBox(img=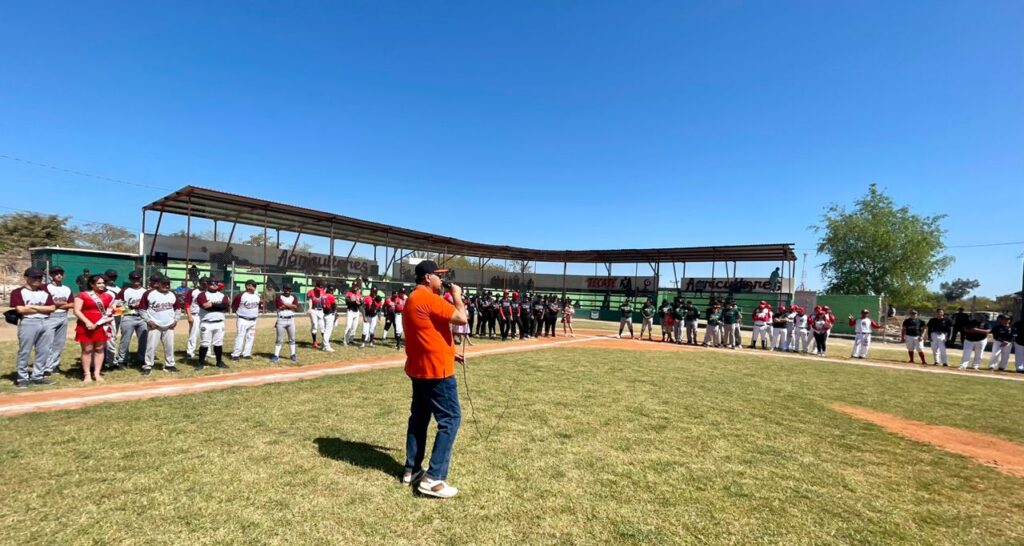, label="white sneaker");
[417,477,459,498]
[324,345,335,352]
[959,365,968,370]
[402,468,424,486]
